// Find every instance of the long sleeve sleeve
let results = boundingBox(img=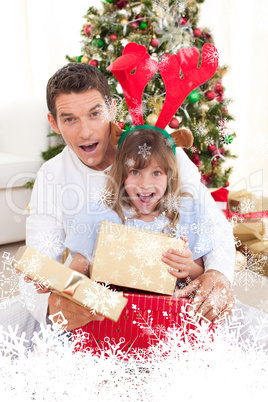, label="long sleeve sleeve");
[176,148,235,283]
[23,167,66,327]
